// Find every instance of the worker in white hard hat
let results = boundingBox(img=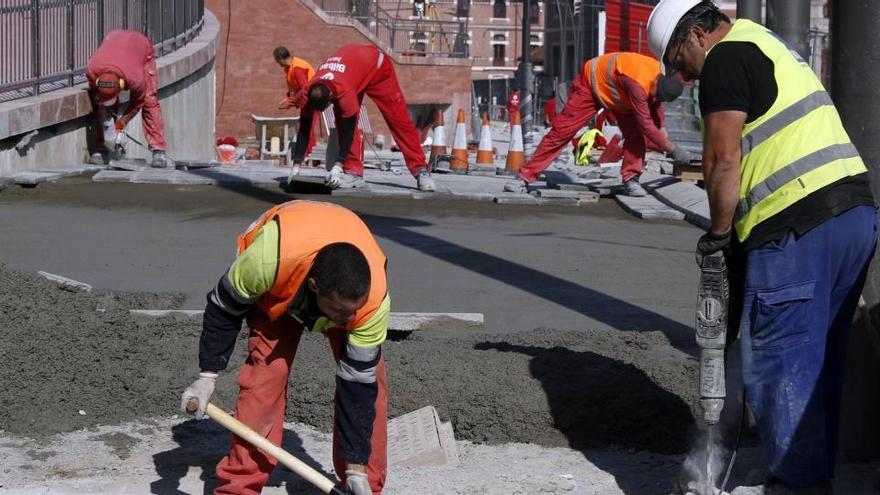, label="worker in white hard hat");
[647,1,876,494]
